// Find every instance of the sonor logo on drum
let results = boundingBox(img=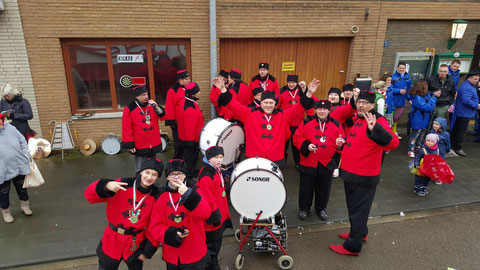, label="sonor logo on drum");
[246,176,270,182]
[220,129,233,144]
